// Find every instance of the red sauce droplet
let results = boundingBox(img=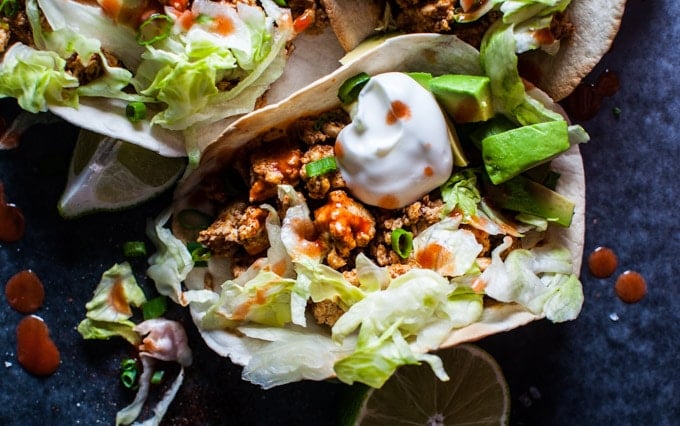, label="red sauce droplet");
[424,166,434,177]
[213,15,235,36]
[334,139,345,159]
[416,243,447,270]
[532,28,555,45]
[588,246,618,278]
[377,194,400,210]
[386,100,411,125]
[615,270,647,304]
[0,181,26,243]
[109,278,132,316]
[5,270,45,314]
[561,69,620,121]
[16,315,61,376]
[293,8,315,33]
